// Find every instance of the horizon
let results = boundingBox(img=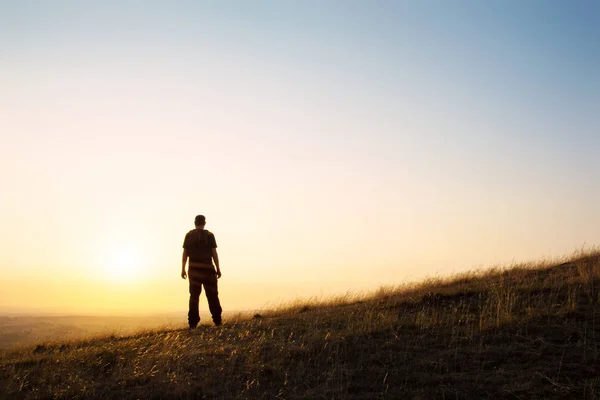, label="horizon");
[3,248,599,398]
[1,1,599,315]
